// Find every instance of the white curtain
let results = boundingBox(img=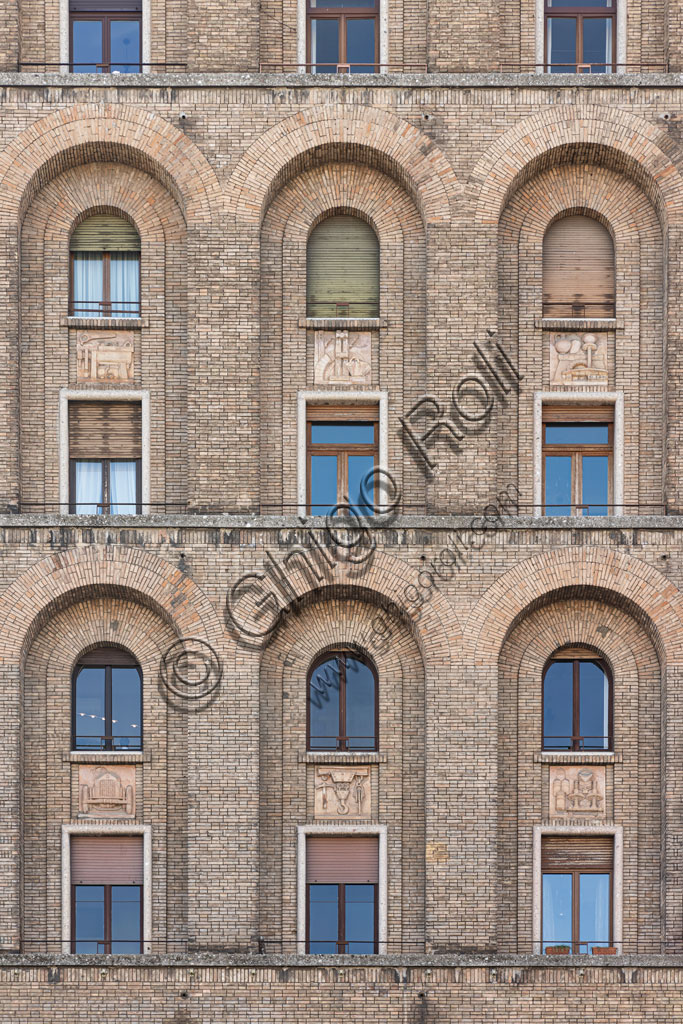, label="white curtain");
[72,254,103,315]
[75,462,102,514]
[110,462,137,514]
[110,254,140,317]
